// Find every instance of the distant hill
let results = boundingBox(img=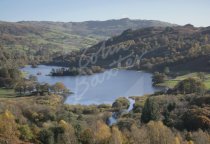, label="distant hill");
[49,25,210,72]
[0,18,176,52]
